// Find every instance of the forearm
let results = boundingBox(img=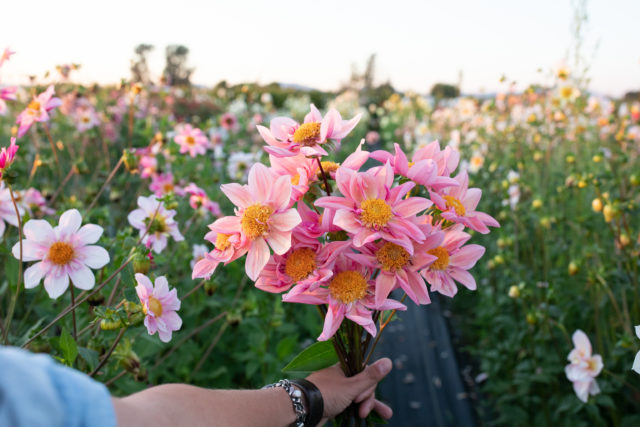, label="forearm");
[113,384,296,427]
